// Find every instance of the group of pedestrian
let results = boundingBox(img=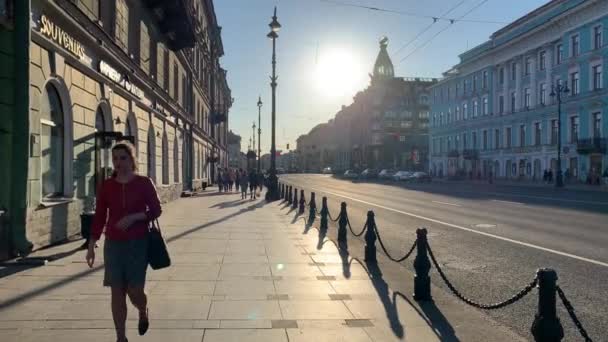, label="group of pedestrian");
[217,167,264,200]
[543,169,554,183]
